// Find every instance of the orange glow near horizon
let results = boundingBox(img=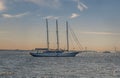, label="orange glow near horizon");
[0,26,120,51]
[0,28,120,51]
[0,39,119,51]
